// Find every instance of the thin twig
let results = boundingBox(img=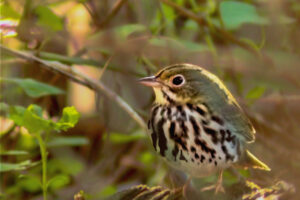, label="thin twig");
[158,0,260,57]
[0,44,147,130]
[98,0,129,28]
